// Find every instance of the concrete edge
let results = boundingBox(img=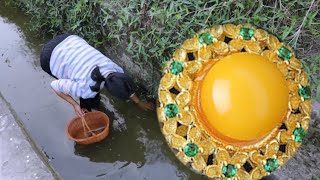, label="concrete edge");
[0,92,61,180]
